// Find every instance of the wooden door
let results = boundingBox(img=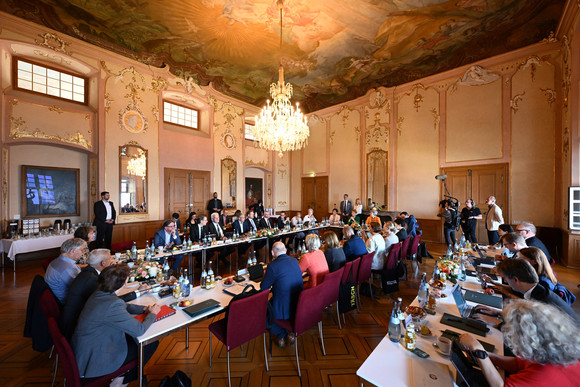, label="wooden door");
[442,164,508,243]
[165,168,210,221]
[301,176,329,221]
